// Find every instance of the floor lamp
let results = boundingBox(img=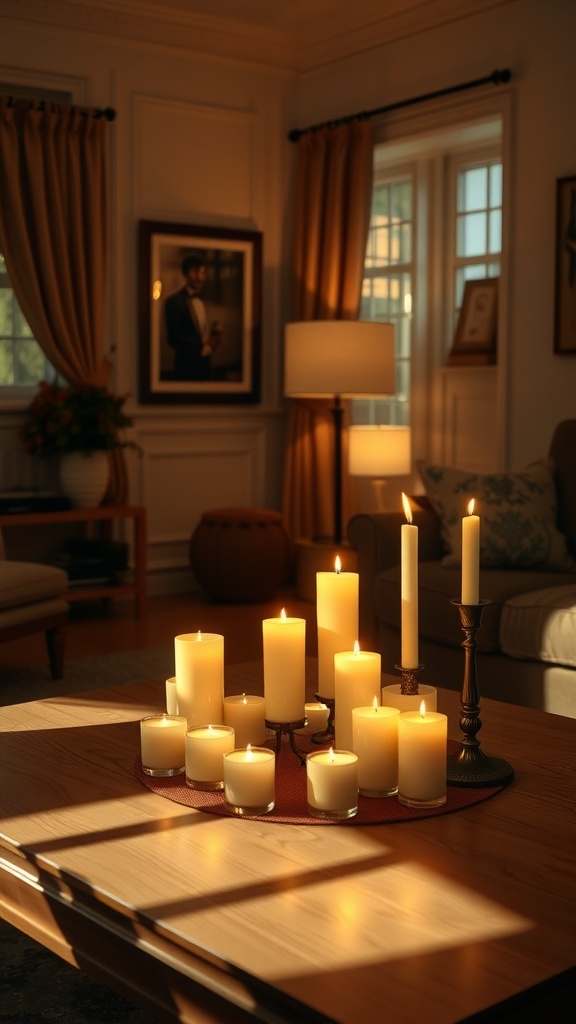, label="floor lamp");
[284,321,395,544]
[348,424,412,512]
